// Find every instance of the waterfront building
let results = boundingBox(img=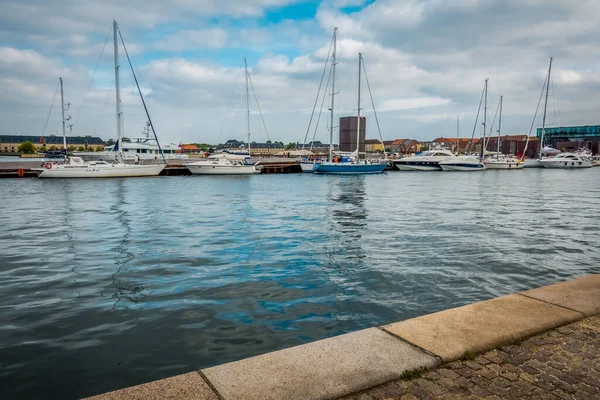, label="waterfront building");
[339,116,366,153]
[364,139,383,153]
[537,125,600,154]
[0,134,105,152]
[180,144,199,153]
[298,141,339,154]
[483,135,538,158]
